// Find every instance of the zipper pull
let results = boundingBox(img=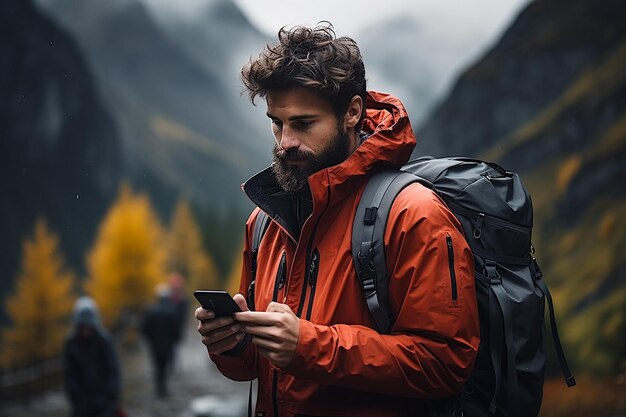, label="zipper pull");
[309,250,319,287]
[278,252,287,289]
[474,212,485,239]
